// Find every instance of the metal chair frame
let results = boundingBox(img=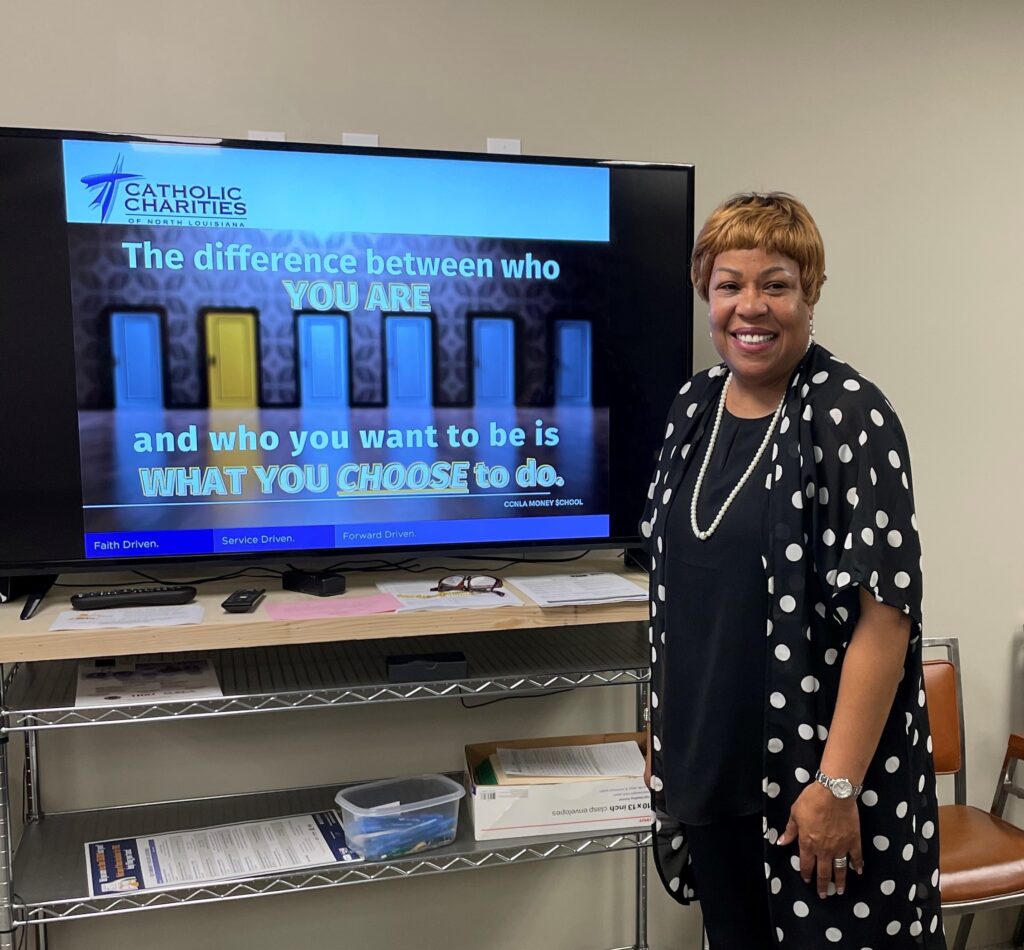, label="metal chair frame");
[924,636,1024,950]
